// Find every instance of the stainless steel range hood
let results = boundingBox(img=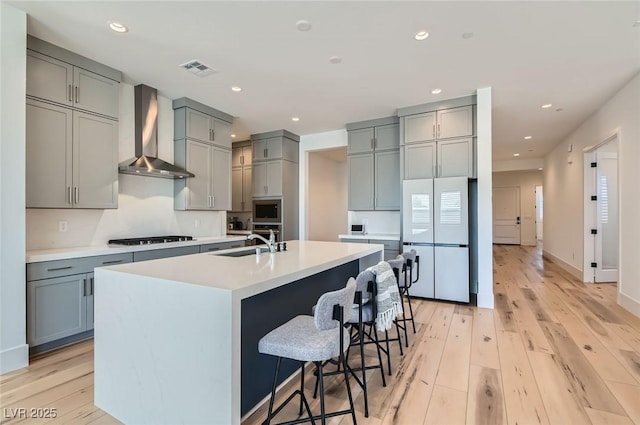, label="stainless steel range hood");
[118,84,194,179]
